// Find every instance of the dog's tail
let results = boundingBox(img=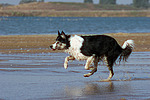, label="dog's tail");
[119,40,134,62]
